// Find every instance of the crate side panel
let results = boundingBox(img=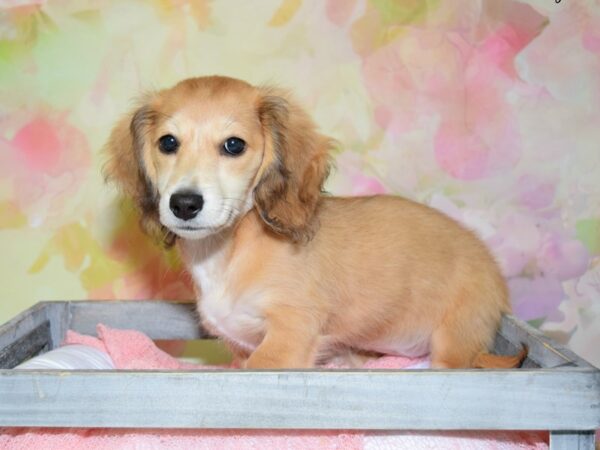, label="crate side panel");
[0,369,598,430]
[68,301,209,340]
